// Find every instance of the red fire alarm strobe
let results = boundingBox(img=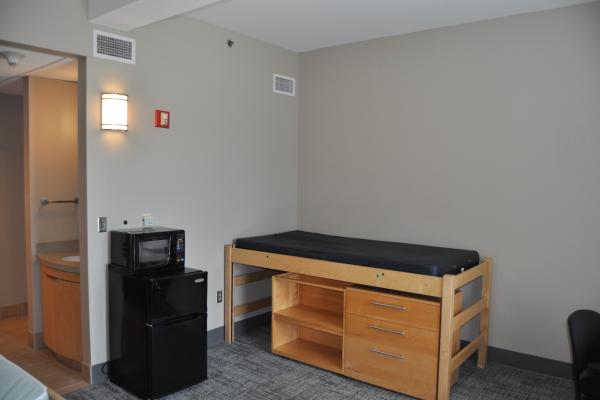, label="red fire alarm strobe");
[154,109,170,128]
